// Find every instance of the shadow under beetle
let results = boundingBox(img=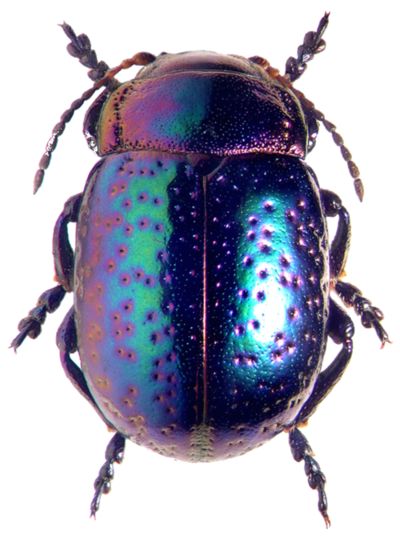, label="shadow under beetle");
[13,13,389,526]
